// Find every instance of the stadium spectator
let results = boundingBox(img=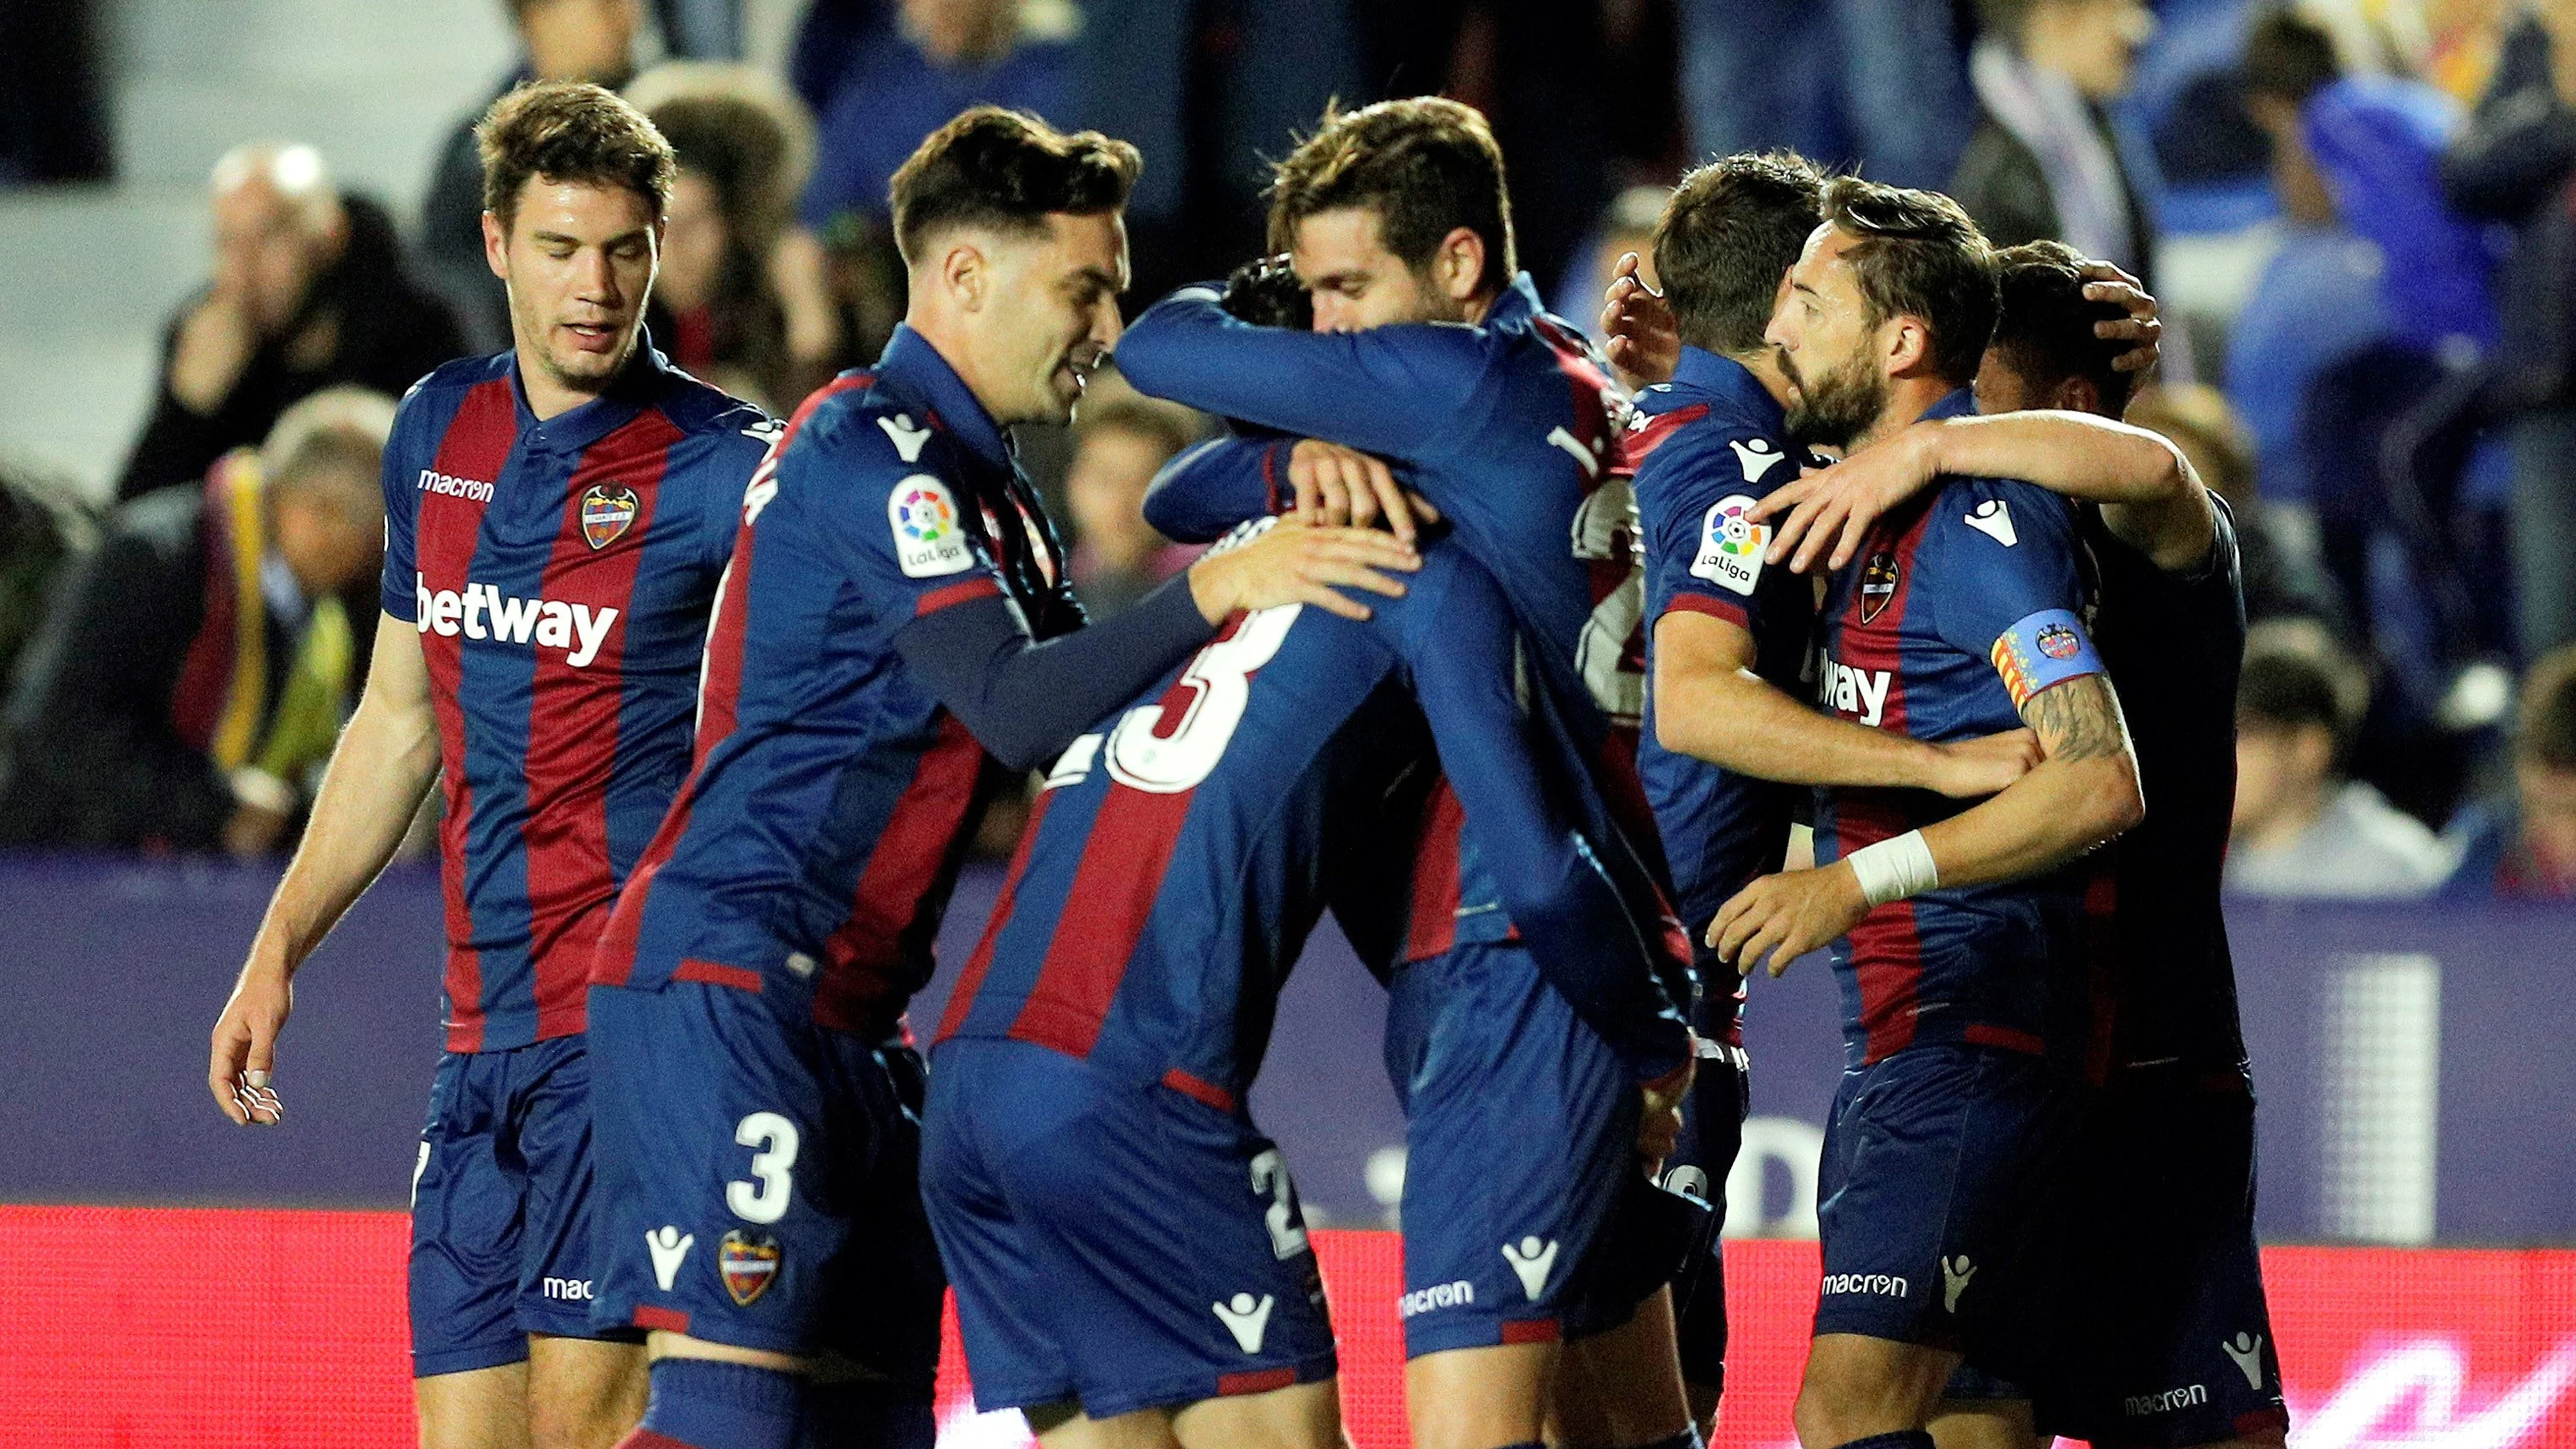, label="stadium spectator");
[115,144,459,505]
[1675,0,1977,191]
[2445,644,2576,897]
[1953,0,2161,285]
[1552,183,1668,335]
[629,64,818,413]
[652,0,739,58]
[2443,0,2576,656]
[419,0,644,351]
[0,388,394,857]
[0,461,97,690]
[1065,386,1202,617]
[2124,382,2354,640]
[2227,628,2456,897]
